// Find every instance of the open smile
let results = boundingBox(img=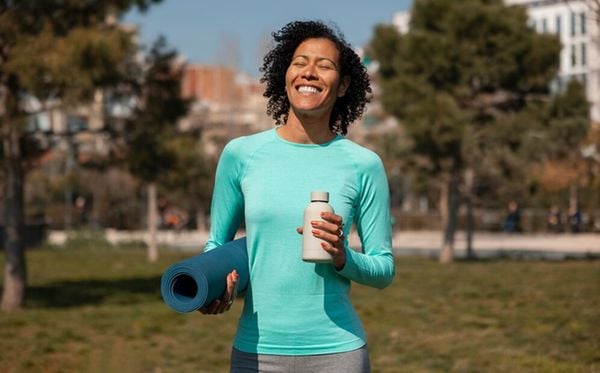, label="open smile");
[296,85,323,94]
